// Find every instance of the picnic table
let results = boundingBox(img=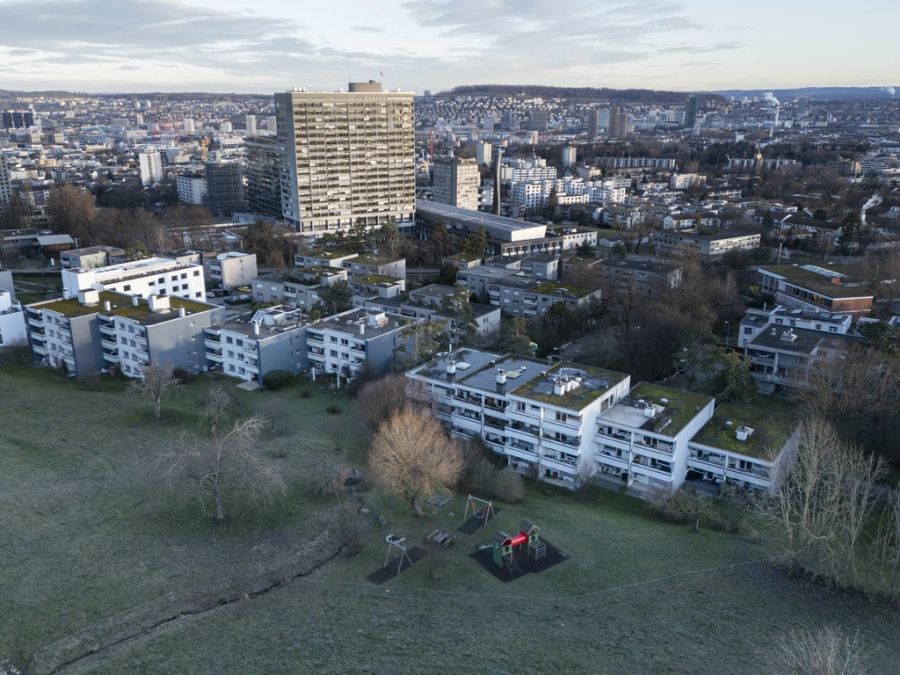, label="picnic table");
[425,529,456,548]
